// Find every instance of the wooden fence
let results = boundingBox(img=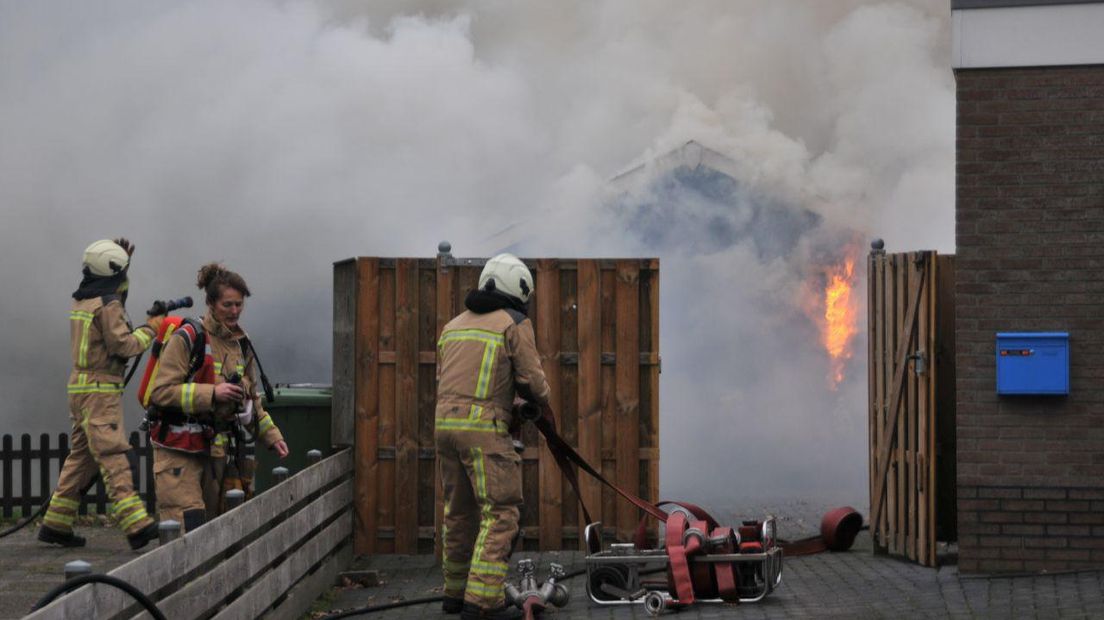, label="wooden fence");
[25,449,354,620]
[867,248,956,567]
[334,255,661,554]
[1,432,157,517]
